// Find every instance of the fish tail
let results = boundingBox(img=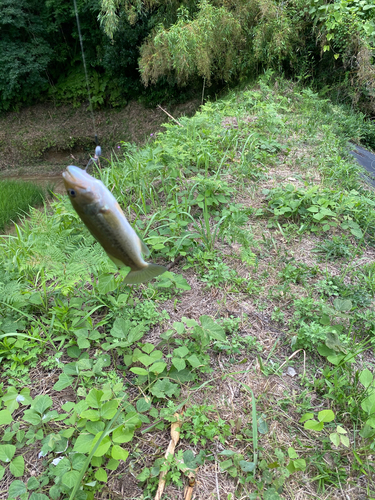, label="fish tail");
[124,264,167,284]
